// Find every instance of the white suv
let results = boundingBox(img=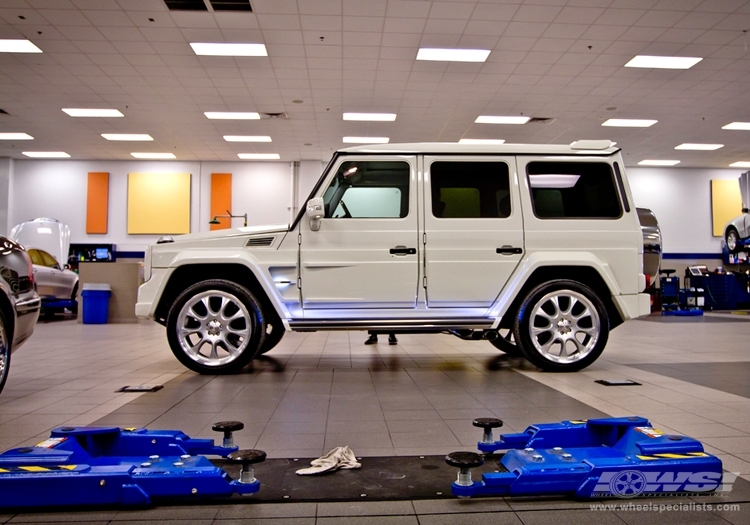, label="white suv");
[136,141,657,373]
